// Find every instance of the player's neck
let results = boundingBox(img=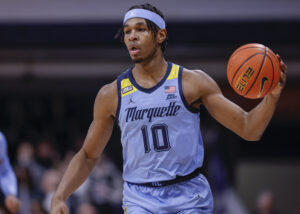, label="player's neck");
[133,56,168,84]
